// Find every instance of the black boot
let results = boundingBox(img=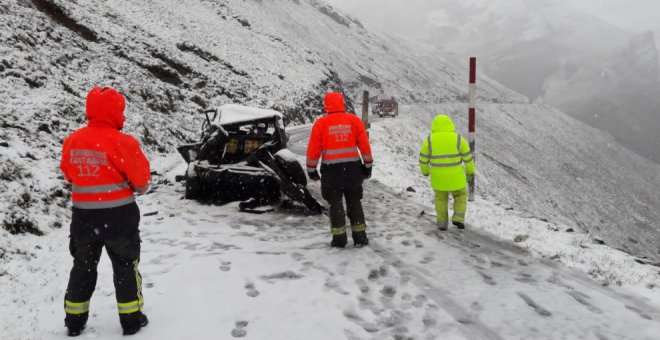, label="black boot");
[67,325,85,337]
[352,231,369,247]
[65,313,88,337]
[120,312,149,336]
[331,233,347,248]
[453,221,465,229]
